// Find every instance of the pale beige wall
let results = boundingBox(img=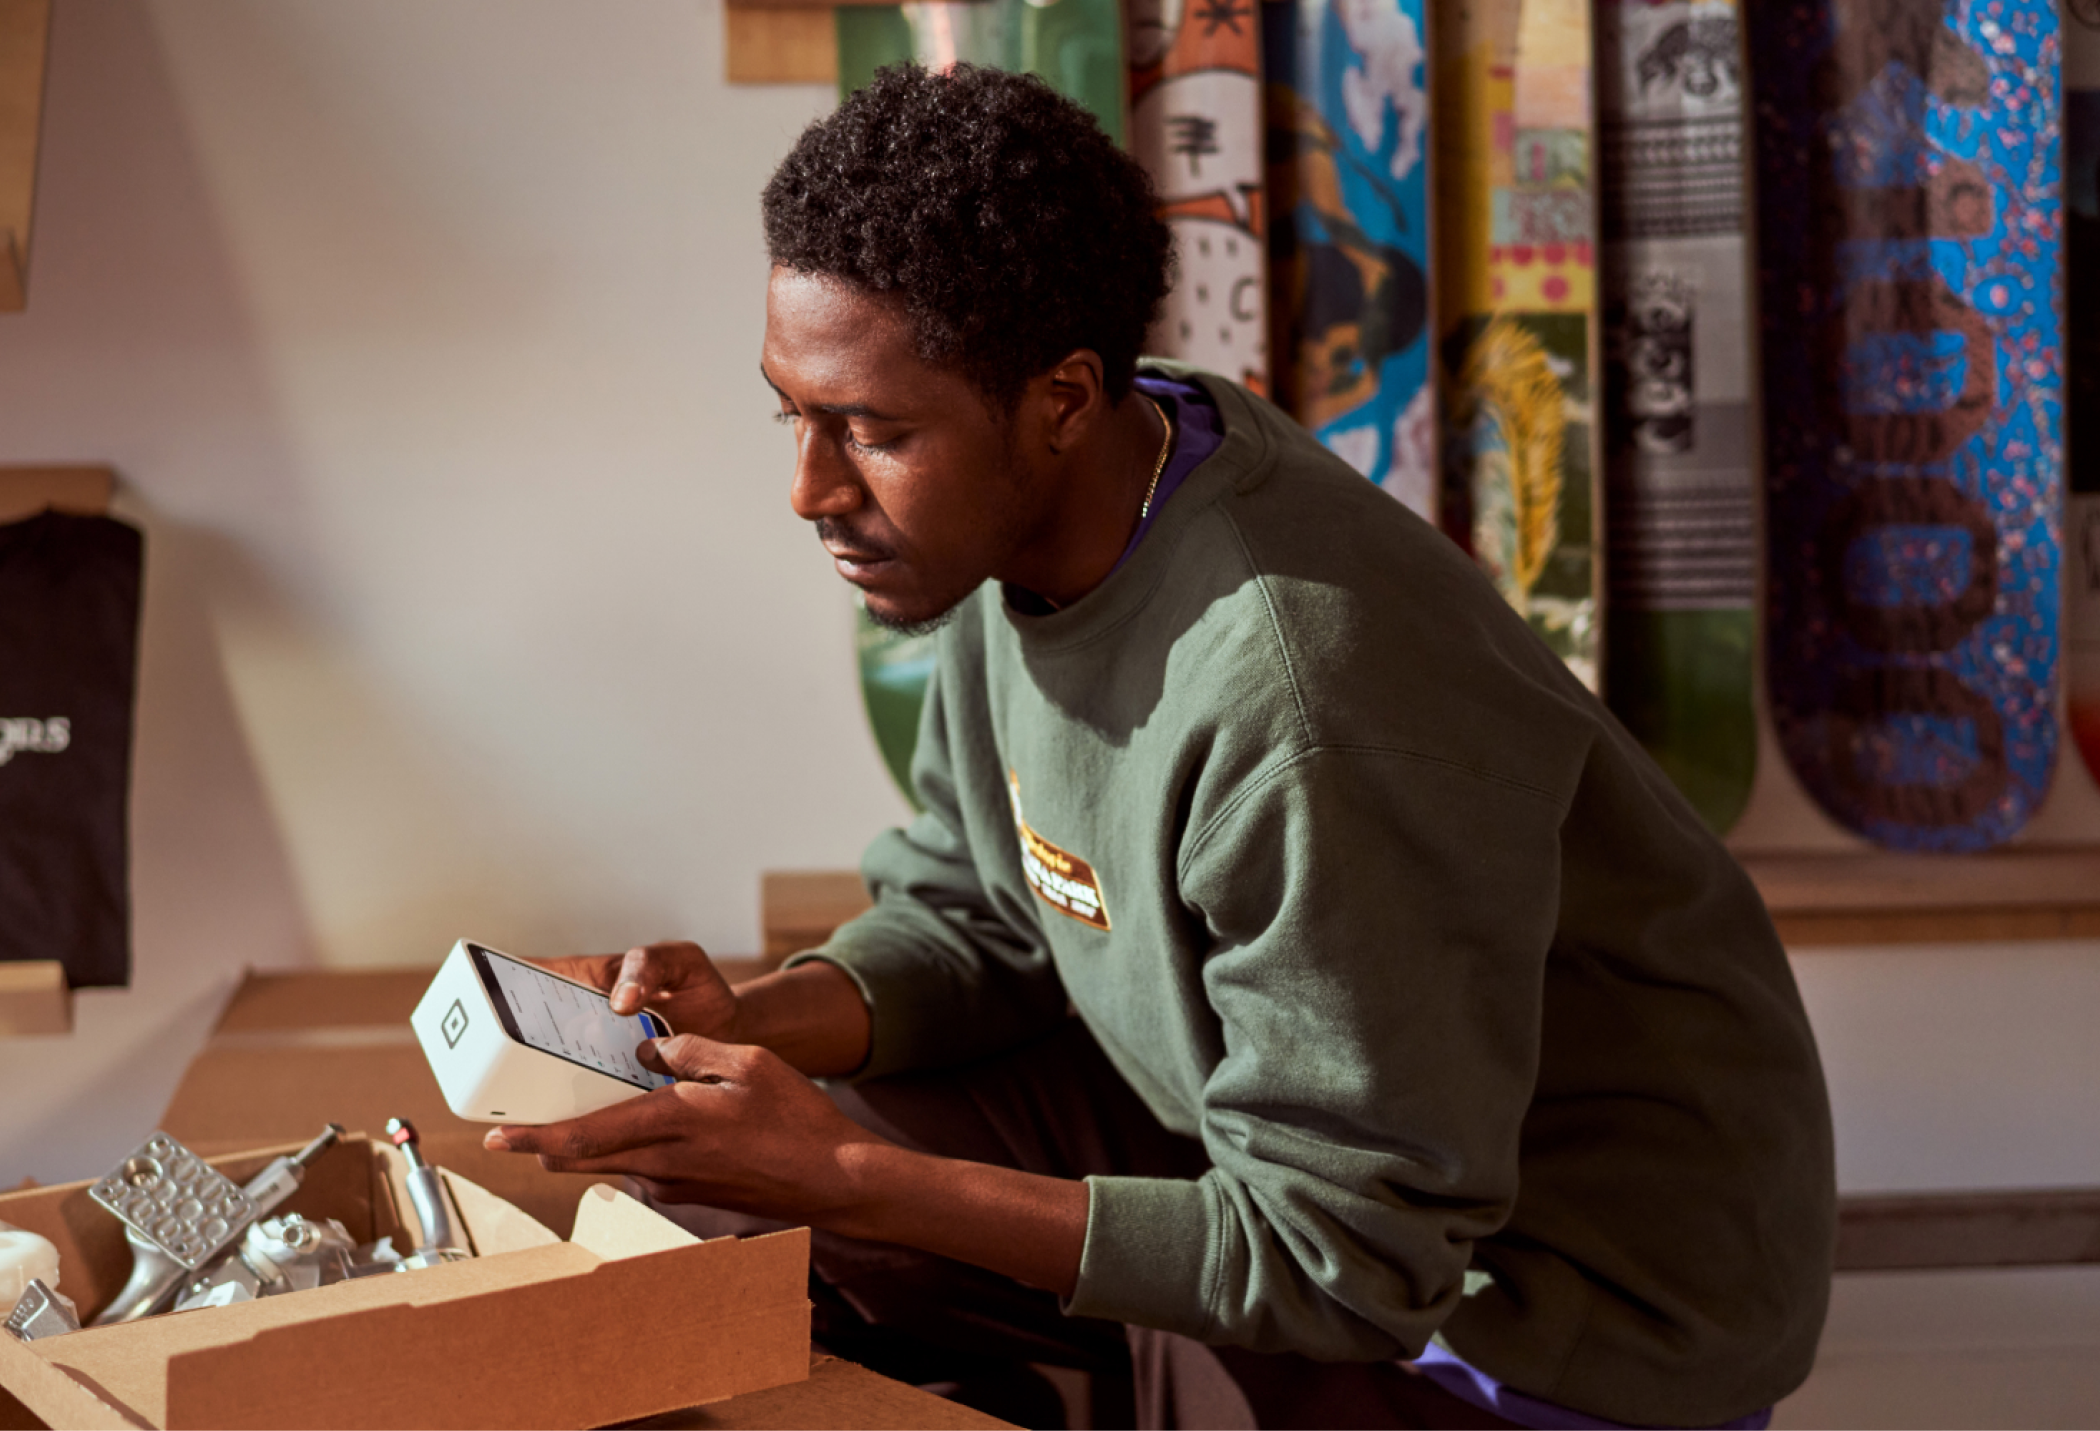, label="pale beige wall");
[0,0,904,1181]
[0,0,2095,1201]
